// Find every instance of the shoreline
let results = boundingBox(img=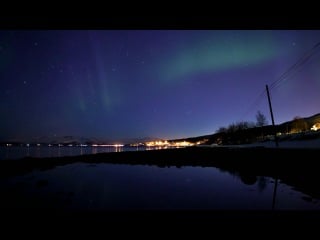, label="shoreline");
[1,146,319,175]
